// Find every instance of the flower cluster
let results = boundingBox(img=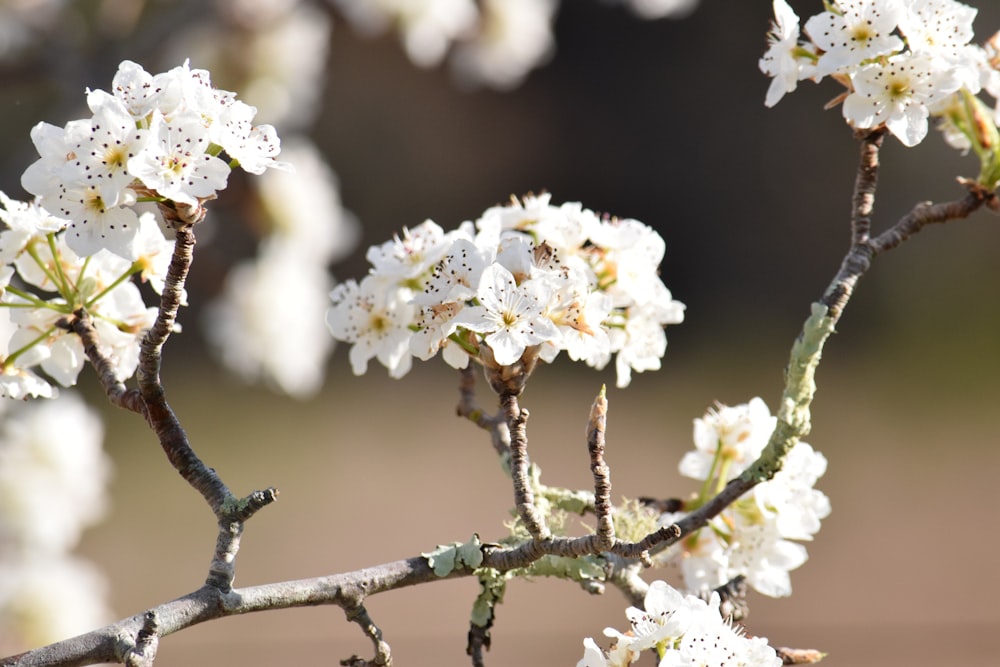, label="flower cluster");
[0,196,167,398]
[578,581,781,667]
[760,0,1000,148]
[659,398,831,598]
[0,61,287,399]
[325,194,685,389]
[21,59,287,260]
[0,393,112,650]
